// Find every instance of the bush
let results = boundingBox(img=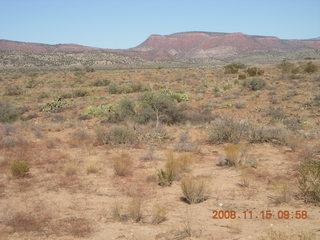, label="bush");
[298,159,320,204]
[41,98,68,112]
[224,63,246,74]
[102,126,135,145]
[92,78,111,86]
[181,176,210,204]
[303,62,317,73]
[137,91,187,125]
[245,67,264,76]
[0,101,20,123]
[208,117,250,144]
[223,143,245,167]
[5,86,24,96]
[157,153,193,186]
[72,89,89,97]
[242,78,266,90]
[113,153,133,176]
[11,161,30,178]
[151,204,167,224]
